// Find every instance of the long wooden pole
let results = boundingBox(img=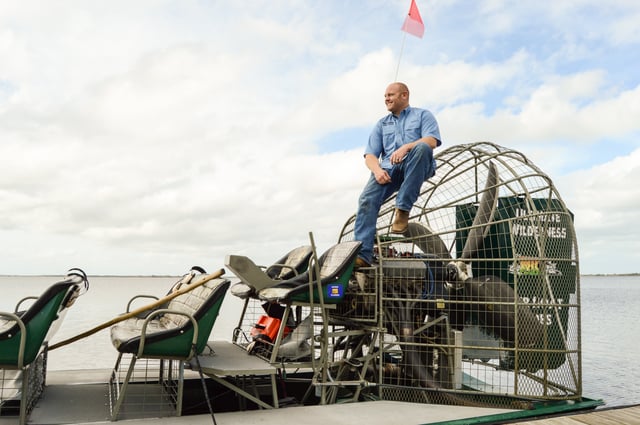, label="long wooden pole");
[49,268,225,351]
